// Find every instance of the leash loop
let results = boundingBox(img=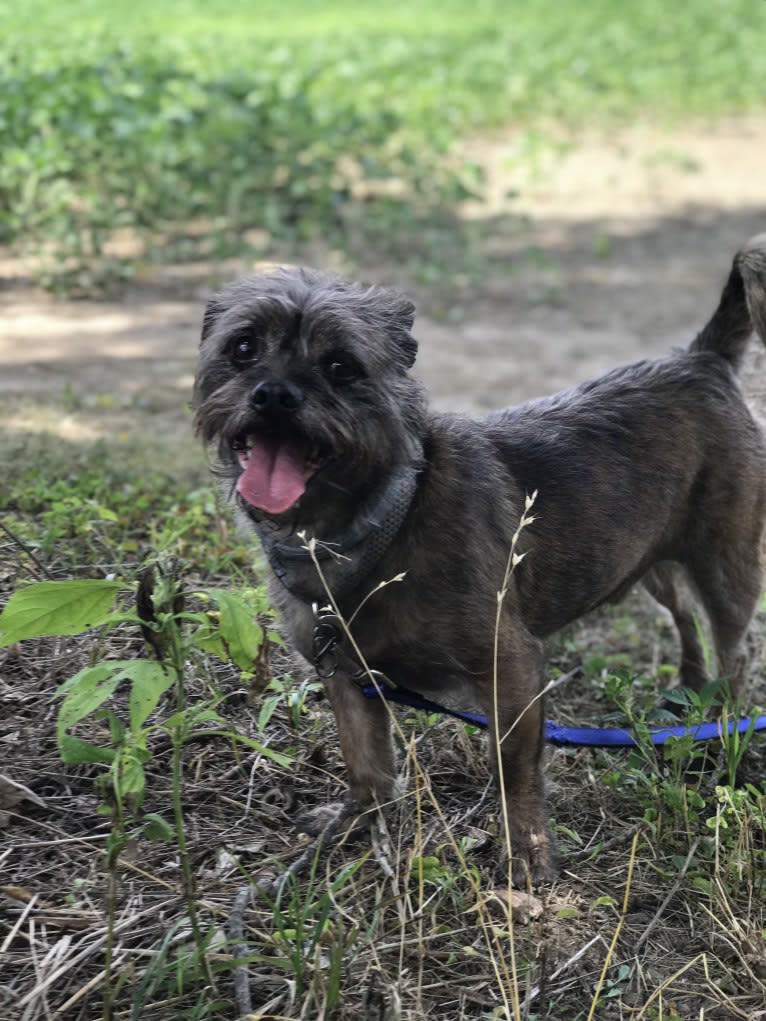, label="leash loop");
[312,604,399,689]
[353,668,397,691]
